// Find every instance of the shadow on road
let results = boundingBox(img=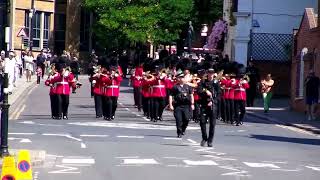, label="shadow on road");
[250,134,320,146]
